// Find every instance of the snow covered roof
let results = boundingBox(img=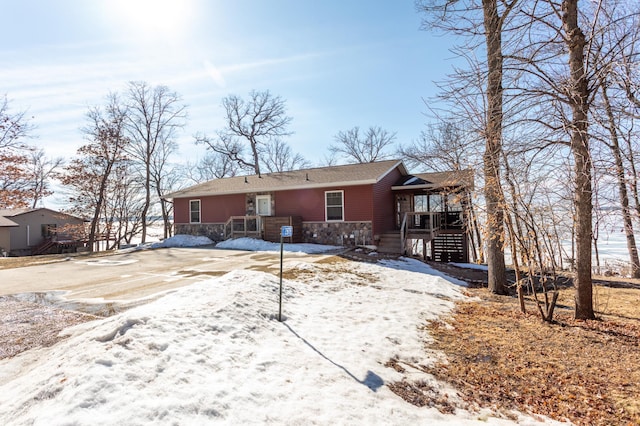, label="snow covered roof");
[163,160,408,199]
